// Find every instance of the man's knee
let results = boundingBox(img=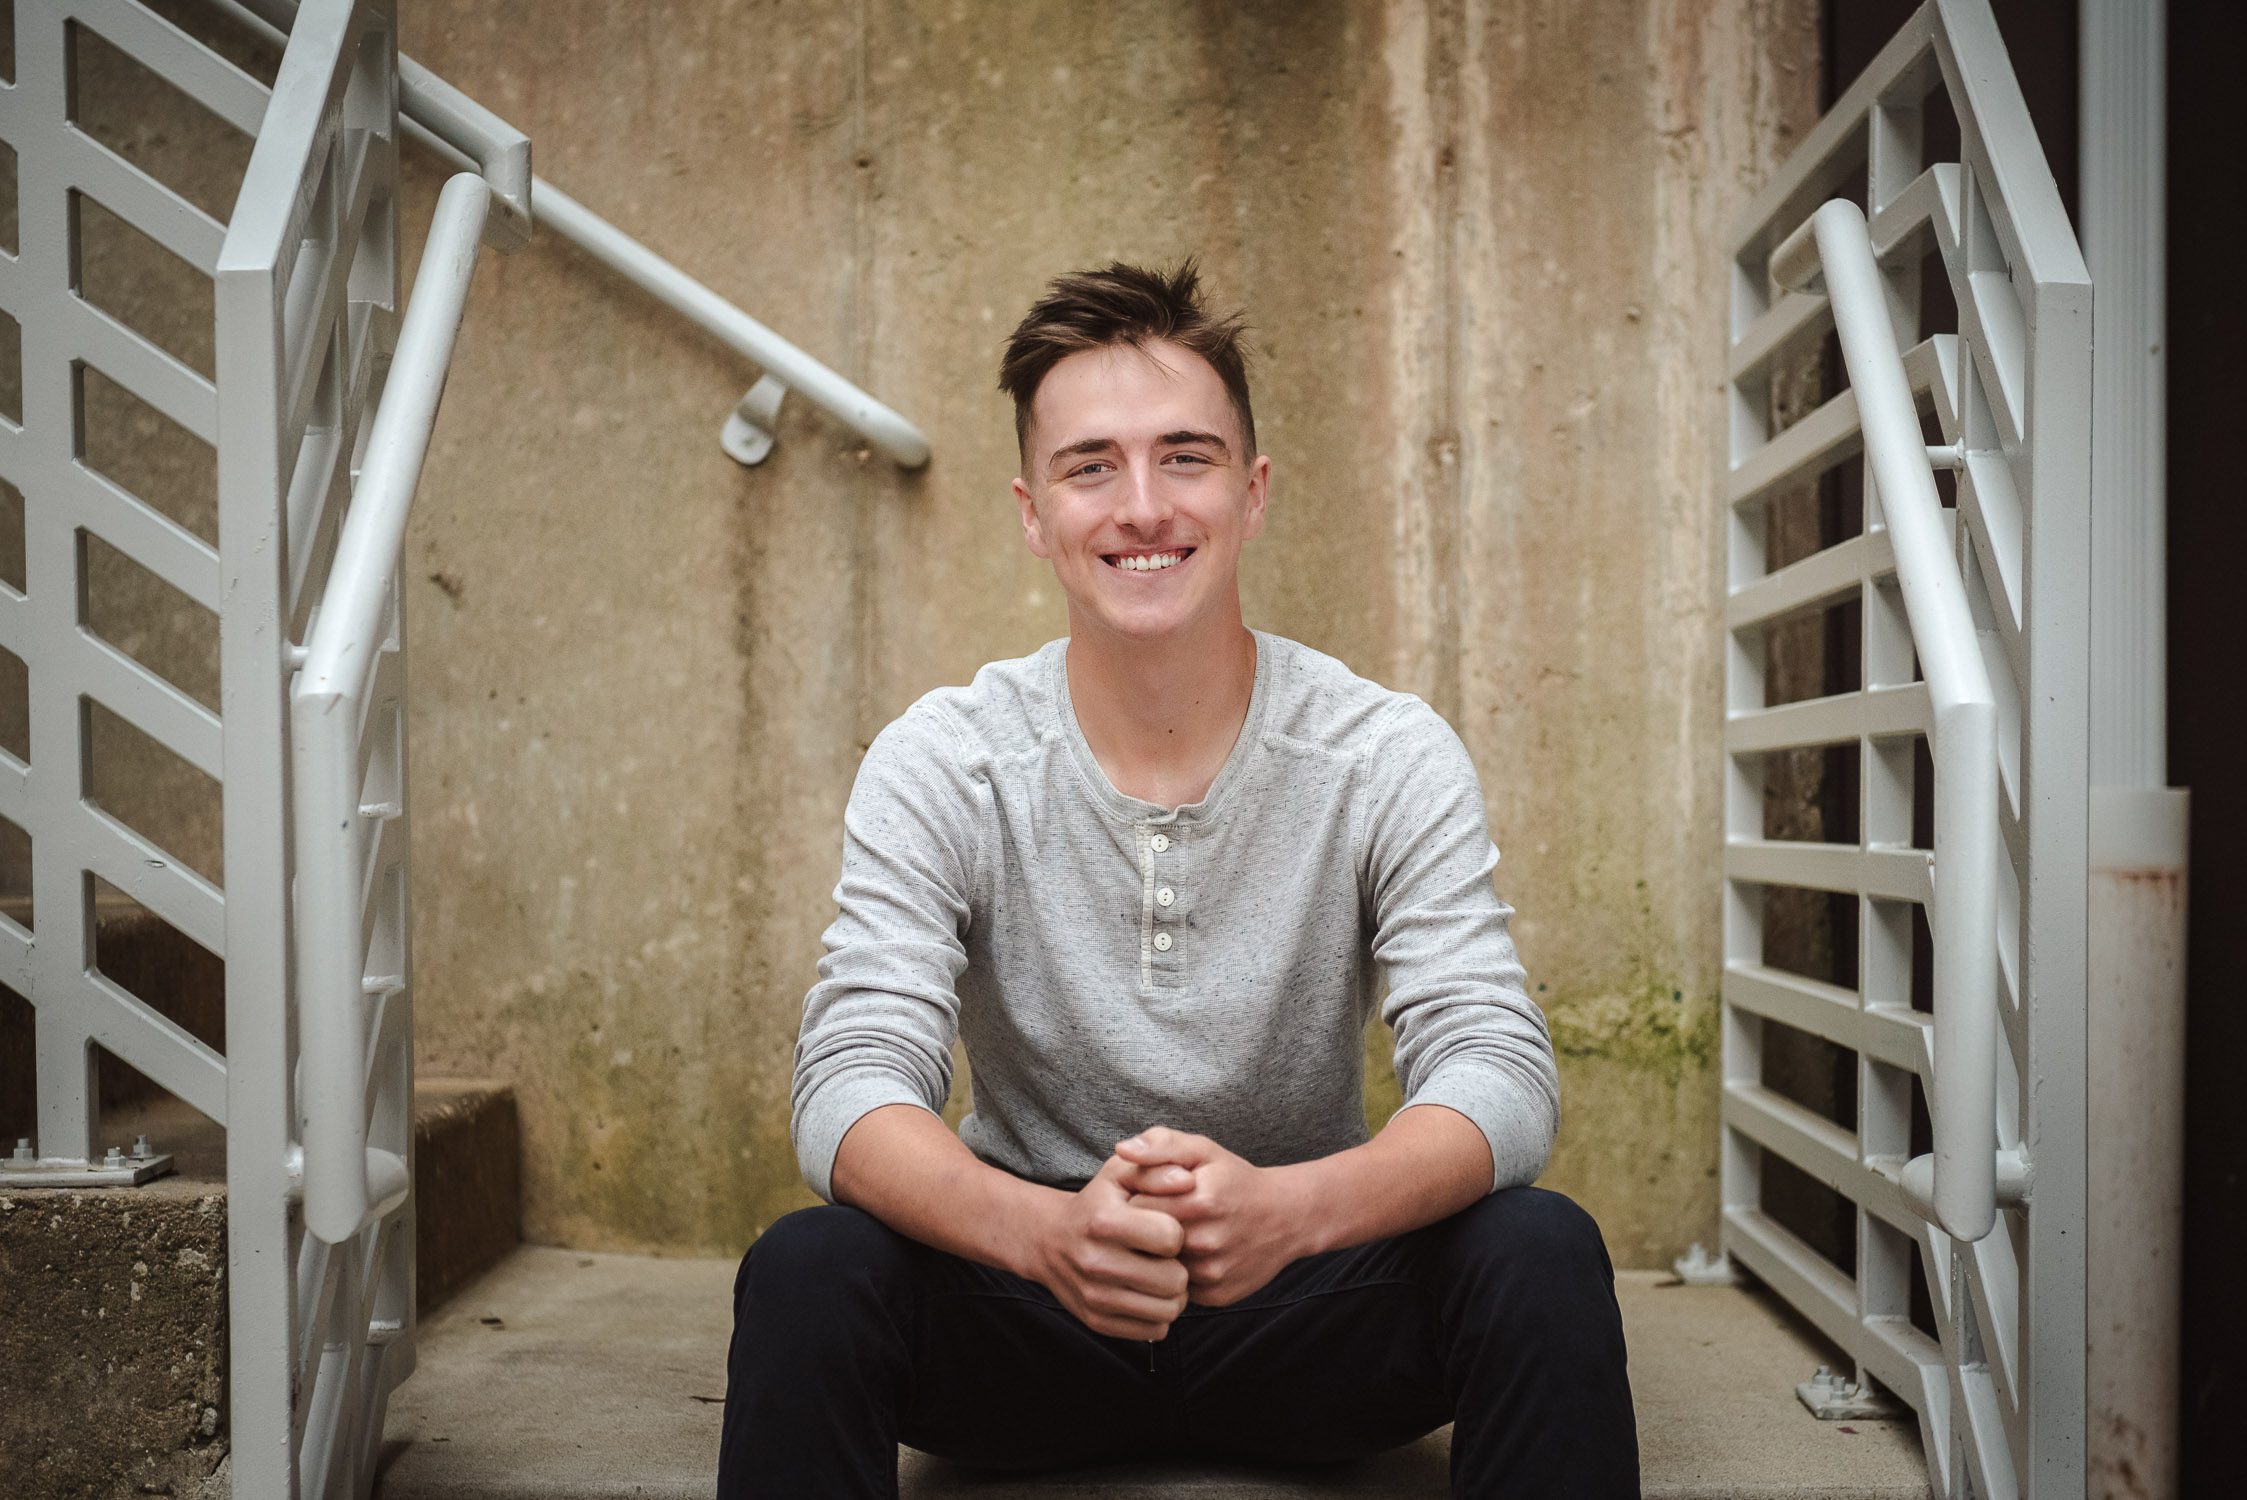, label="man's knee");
[1480,1184,1609,1251]
[735,1203,912,1316]
[1447,1186,1616,1290]
[1424,1188,1625,1369]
